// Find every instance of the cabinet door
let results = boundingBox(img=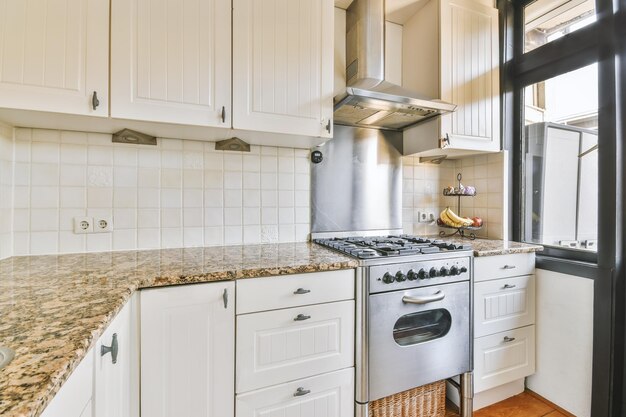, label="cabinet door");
[236,300,354,393]
[95,296,138,417]
[236,368,354,417]
[474,275,535,338]
[474,325,535,393]
[141,282,235,417]
[233,0,334,138]
[41,349,95,417]
[439,0,499,152]
[0,0,109,116]
[110,0,231,127]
